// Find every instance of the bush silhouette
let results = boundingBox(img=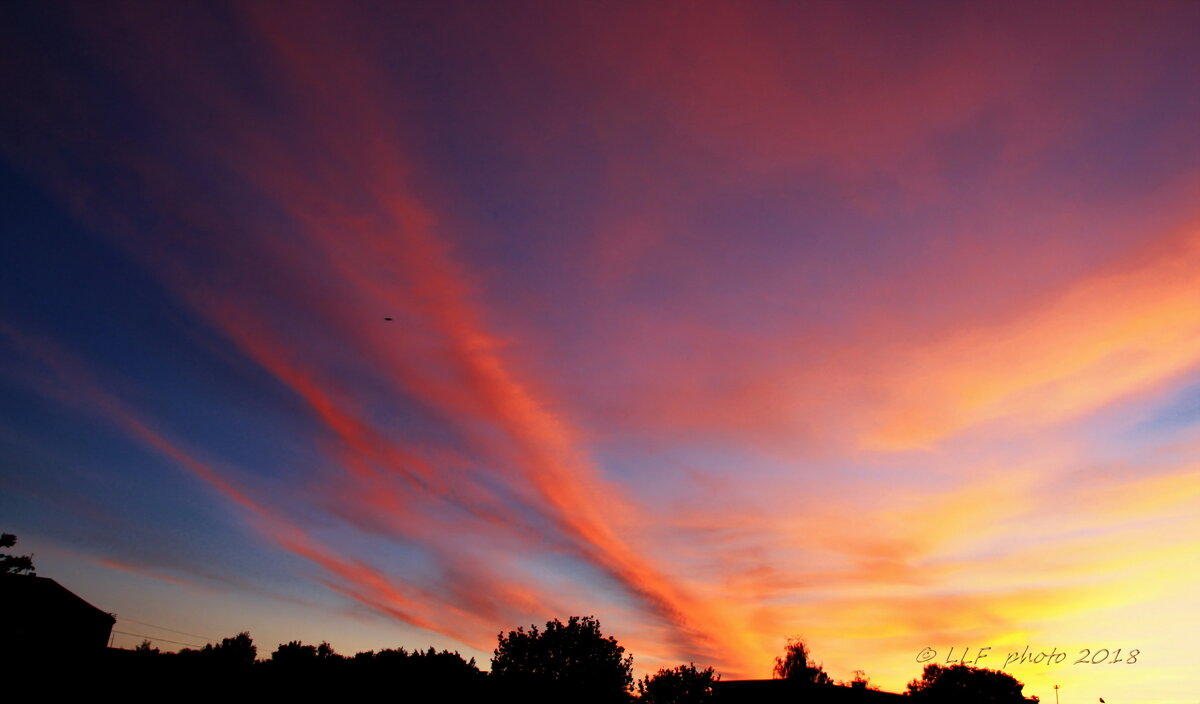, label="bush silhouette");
[848,669,873,690]
[907,664,1032,703]
[637,662,719,704]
